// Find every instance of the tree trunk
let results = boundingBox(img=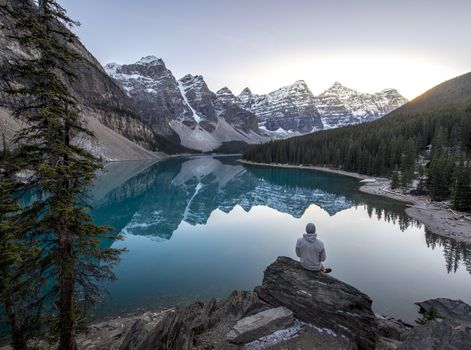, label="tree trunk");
[58,228,77,350]
[58,117,76,350]
[4,298,27,350]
